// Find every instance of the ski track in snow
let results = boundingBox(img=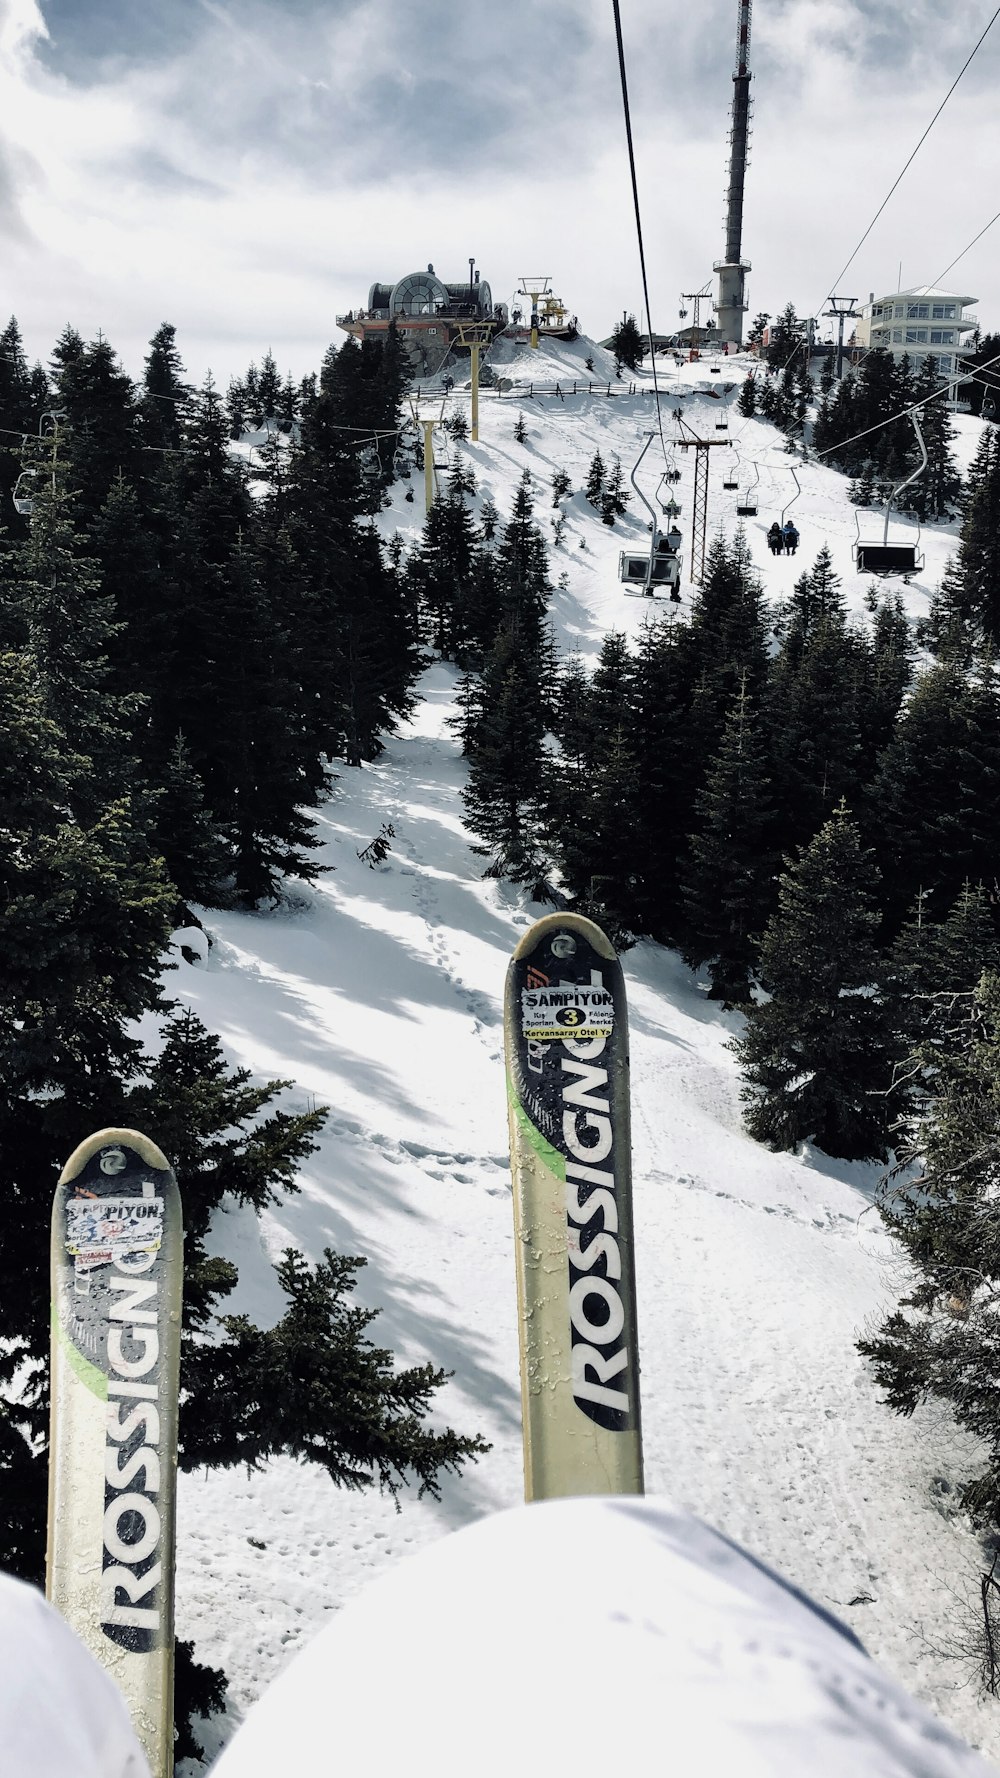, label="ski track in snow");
[174,339,999,1772]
